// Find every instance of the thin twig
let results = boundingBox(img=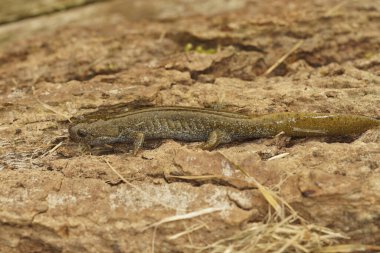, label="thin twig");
[324,1,347,17]
[167,223,205,240]
[274,232,302,253]
[35,98,72,122]
[144,207,225,230]
[152,226,157,253]
[320,244,380,253]
[40,141,63,158]
[264,40,304,76]
[268,153,289,161]
[264,1,347,77]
